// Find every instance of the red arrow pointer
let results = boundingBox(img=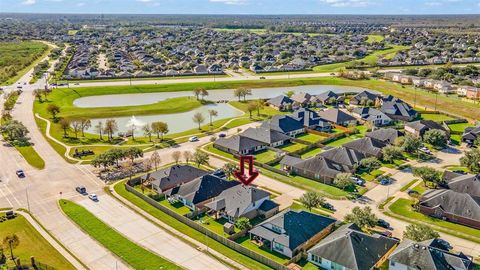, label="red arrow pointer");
[234,156,259,186]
